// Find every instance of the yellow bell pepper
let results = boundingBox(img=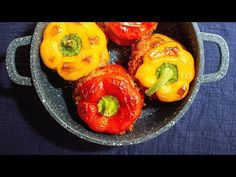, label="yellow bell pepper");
[40,22,109,81]
[135,34,195,102]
